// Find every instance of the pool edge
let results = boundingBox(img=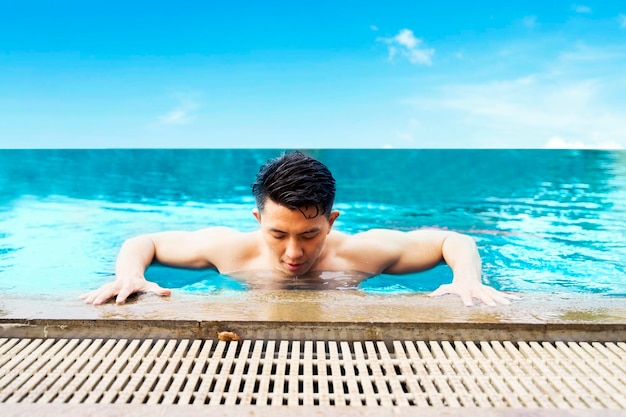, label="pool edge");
[2,318,625,342]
